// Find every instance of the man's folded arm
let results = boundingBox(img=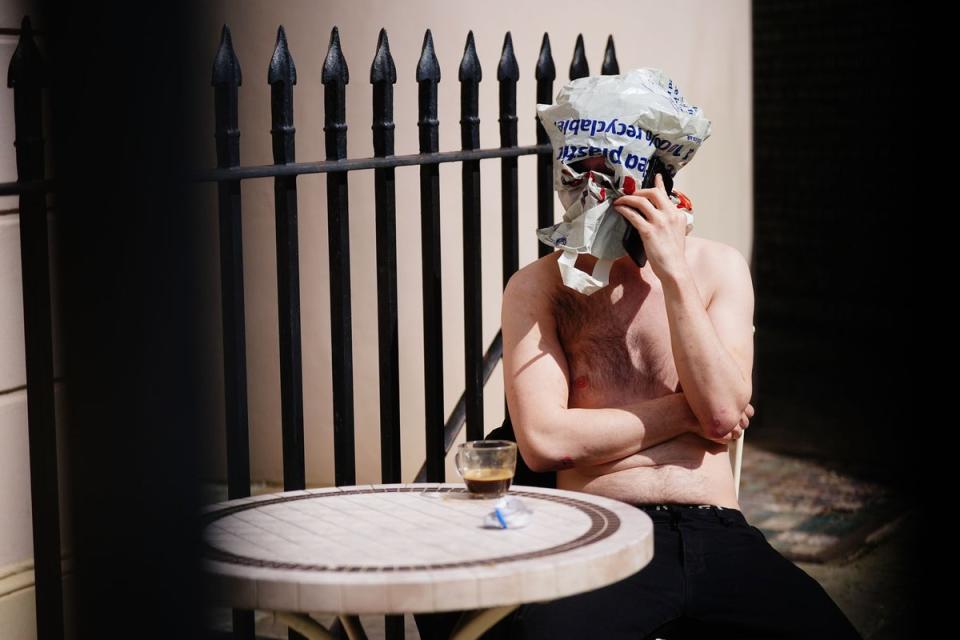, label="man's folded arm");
[661,243,755,438]
[522,393,702,472]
